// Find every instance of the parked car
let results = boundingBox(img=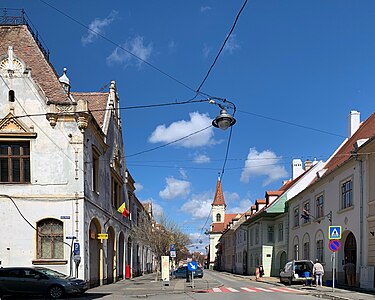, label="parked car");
[0,266,88,299]
[172,266,204,279]
[279,260,314,285]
